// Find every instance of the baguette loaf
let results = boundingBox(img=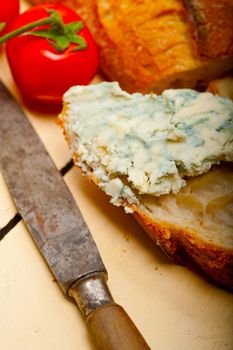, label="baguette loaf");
[31,0,233,93]
[58,82,233,291]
